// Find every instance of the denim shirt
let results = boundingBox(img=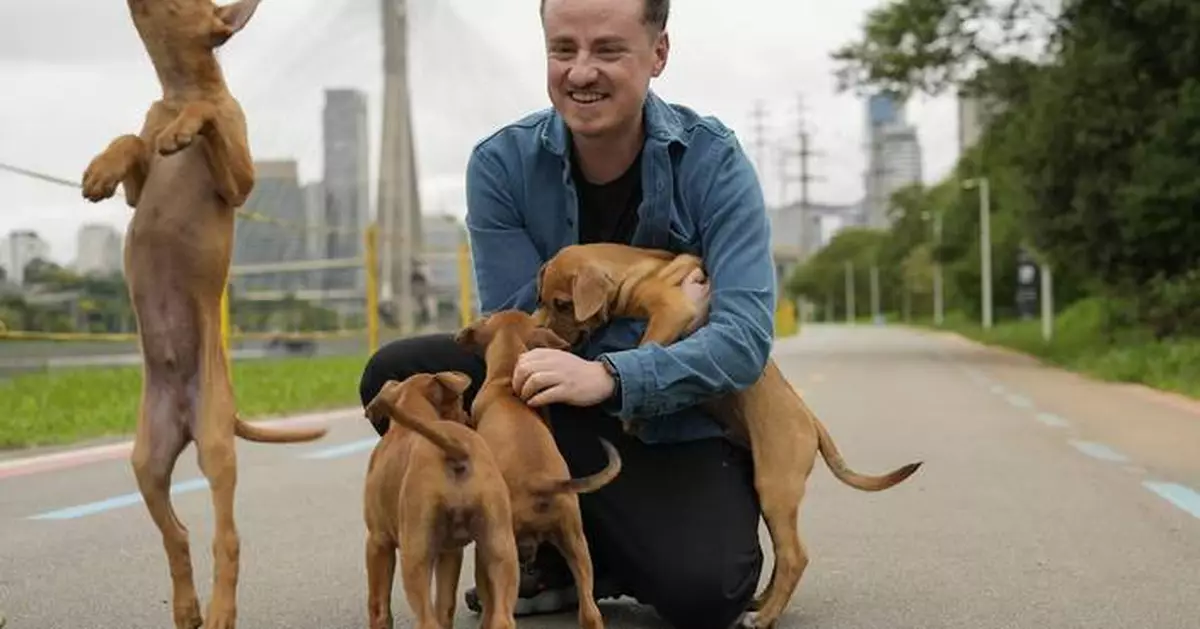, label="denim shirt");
[463,90,777,444]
